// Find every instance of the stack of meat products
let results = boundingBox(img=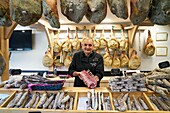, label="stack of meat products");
[119,29,128,51]
[0,0,12,26]
[112,50,120,68]
[130,0,151,25]
[79,70,97,89]
[86,0,107,24]
[143,30,155,56]
[99,29,107,49]
[149,0,170,25]
[42,0,60,28]
[71,30,81,51]
[108,30,119,50]
[60,0,88,23]
[9,0,42,26]
[103,48,112,66]
[107,0,128,19]
[42,50,53,67]
[120,51,129,67]
[128,49,141,69]
[145,68,170,99]
[53,31,61,53]
[0,51,6,76]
